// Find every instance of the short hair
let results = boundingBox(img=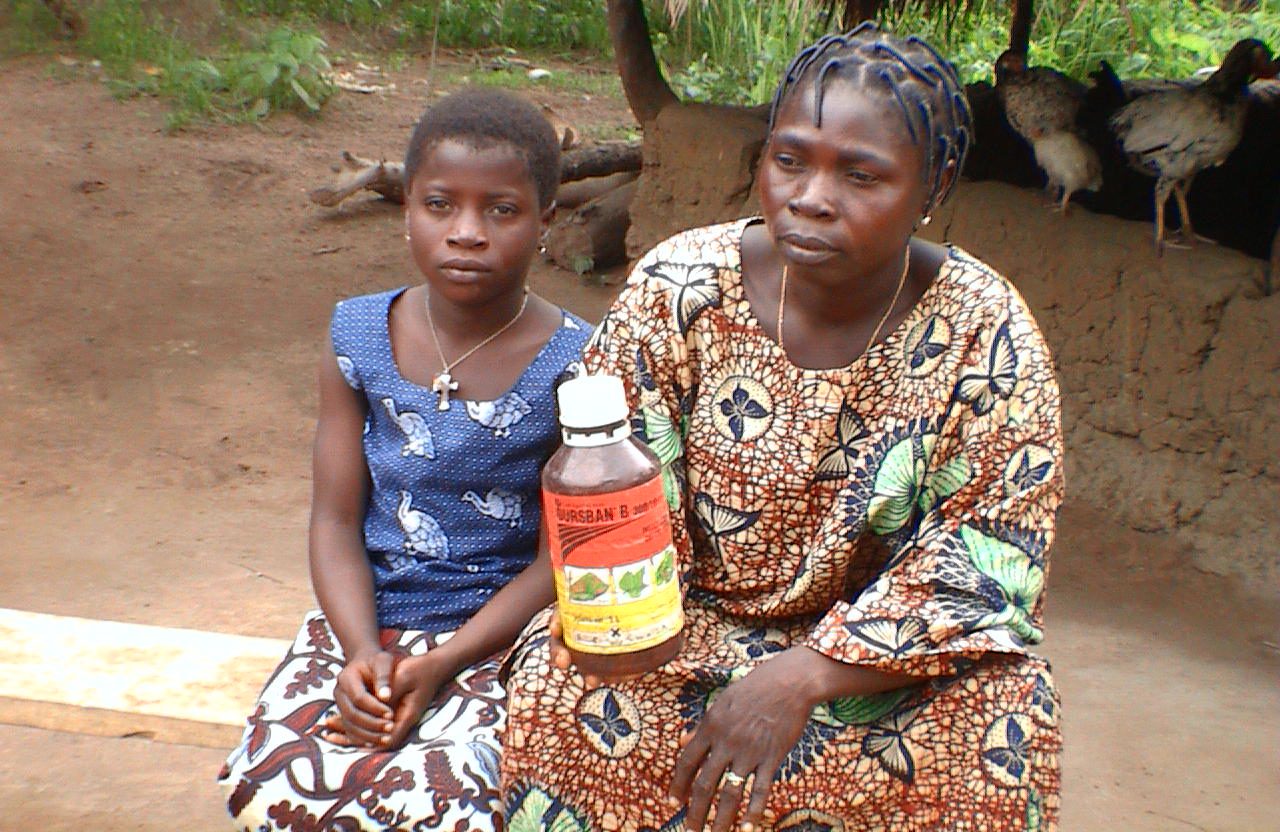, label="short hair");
[403,87,561,209]
[769,23,973,214]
